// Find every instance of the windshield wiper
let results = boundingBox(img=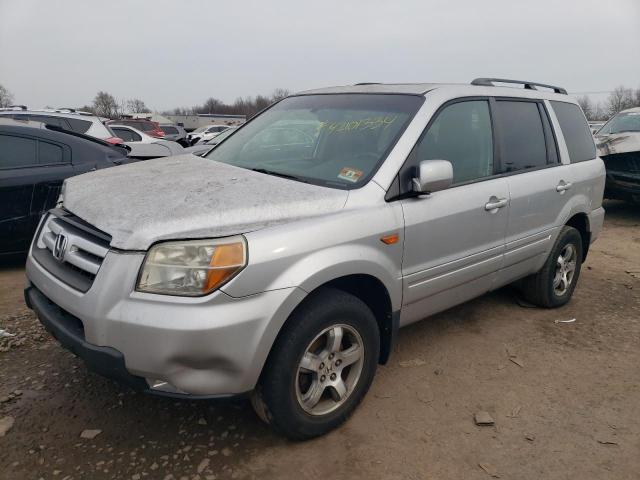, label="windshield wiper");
[250,168,309,183]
